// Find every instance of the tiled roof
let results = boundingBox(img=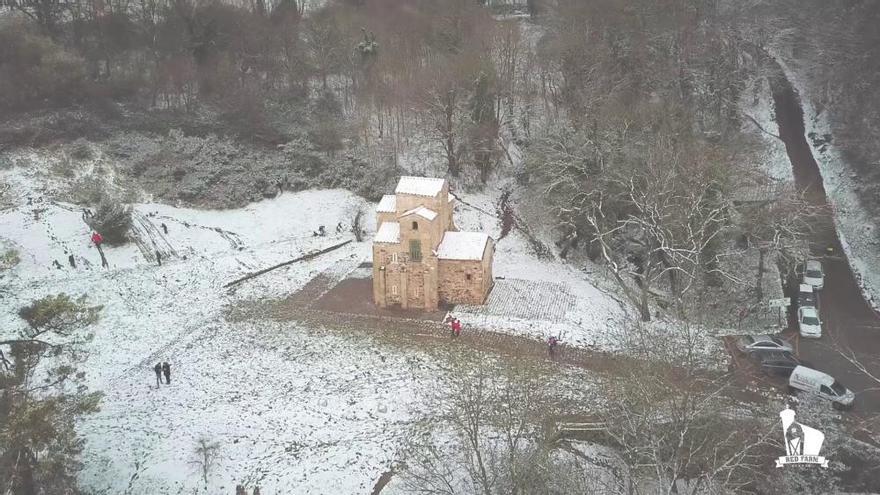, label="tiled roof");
[399,206,438,221]
[374,222,401,244]
[377,194,396,213]
[436,232,490,261]
[395,176,445,197]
